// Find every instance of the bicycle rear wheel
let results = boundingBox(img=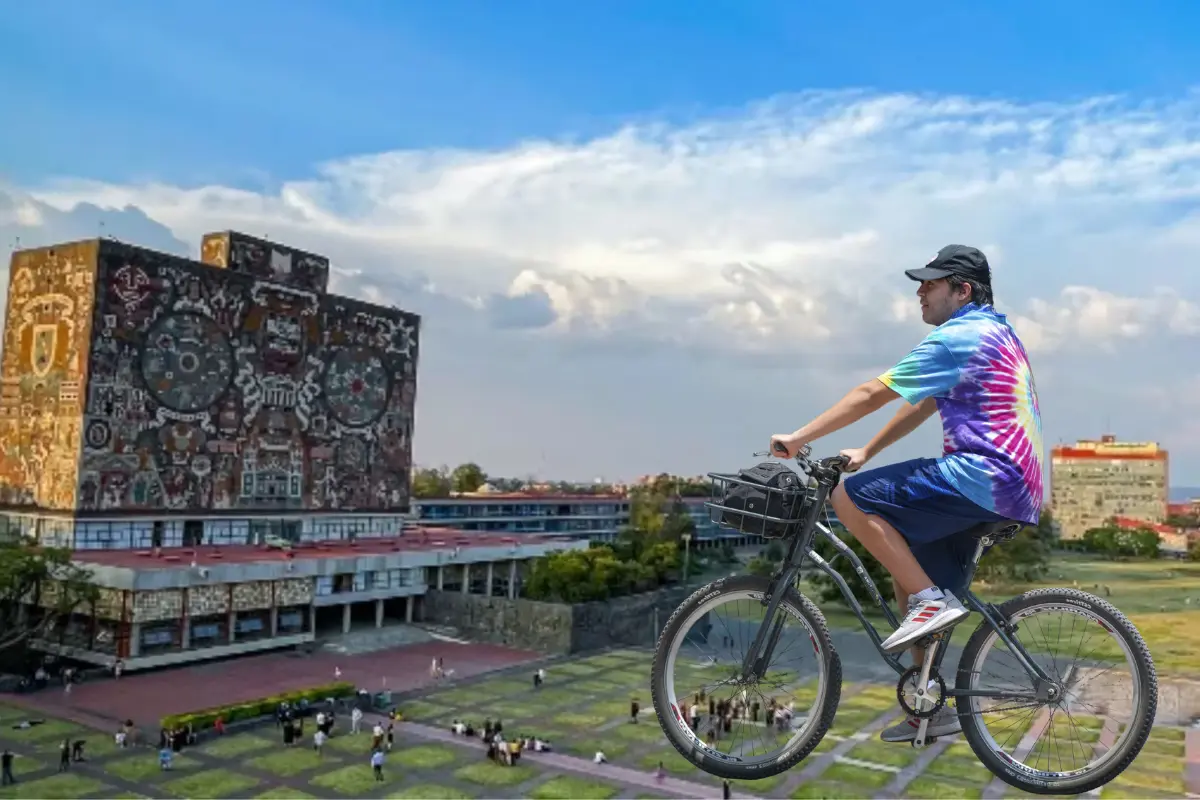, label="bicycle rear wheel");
[650,574,842,780]
[956,588,1157,796]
